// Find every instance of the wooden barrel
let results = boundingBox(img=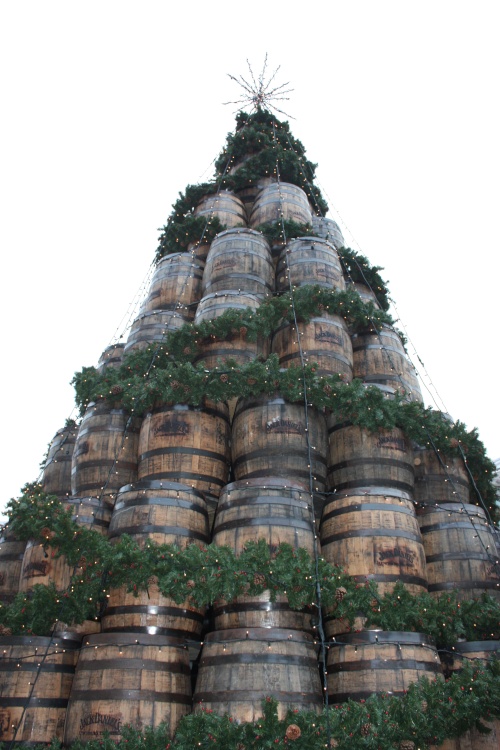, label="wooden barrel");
[202,228,274,298]
[96,343,125,374]
[345,280,381,309]
[65,495,112,535]
[0,525,26,605]
[276,237,345,292]
[351,325,423,403]
[271,313,353,381]
[327,630,443,703]
[311,216,345,249]
[327,422,415,495]
[101,480,209,639]
[193,291,269,369]
[187,239,211,264]
[193,627,323,721]
[42,422,79,499]
[194,190,247,228]
[138,400,231,499]
[320,488,428,602]
[64,632,191,743]
[19,539,71,593]
[0,633,81,745]
[249,182,312,229]
[232,396,328,492]
[123,310,189,354]
[416,503,500,600]
[141,253,204,317]
[414,449,470,505]
[211,478,317,632]
[71,402,141,508]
